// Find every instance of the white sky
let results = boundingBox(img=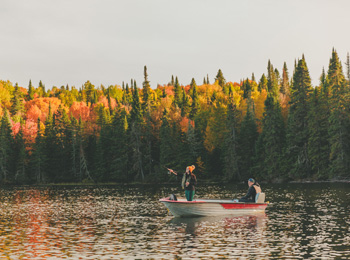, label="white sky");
[1,0,349,89]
